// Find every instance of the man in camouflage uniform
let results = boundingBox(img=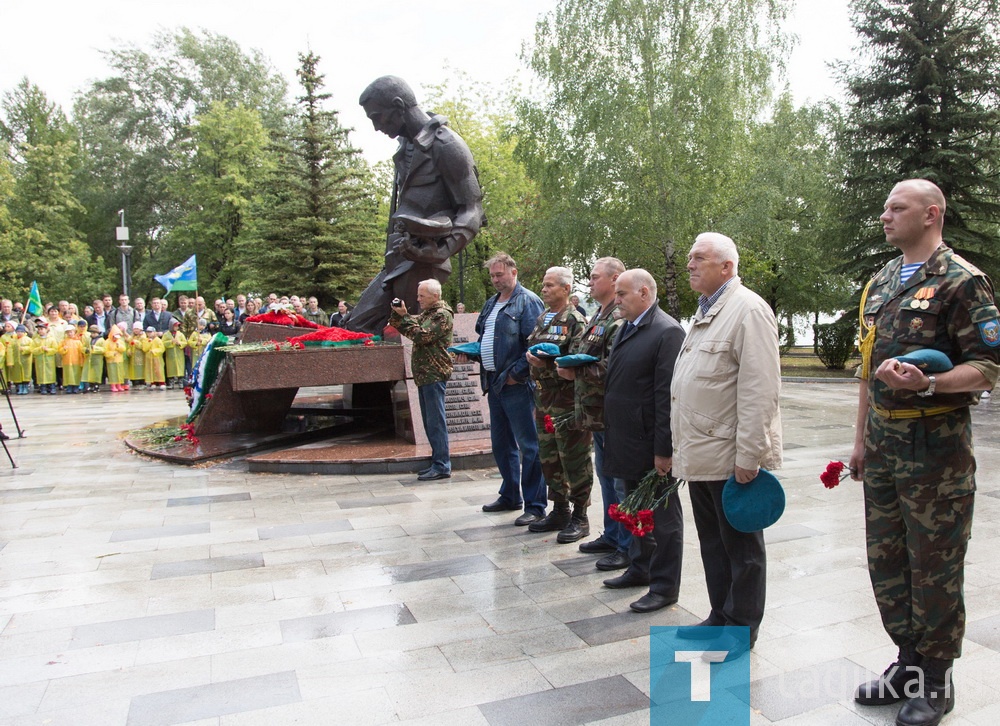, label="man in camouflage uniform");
[850,179,1000,726]
[525,266,593,542]
[390,279,455,481]
[177,297,200,378]
[557,258,629,569]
